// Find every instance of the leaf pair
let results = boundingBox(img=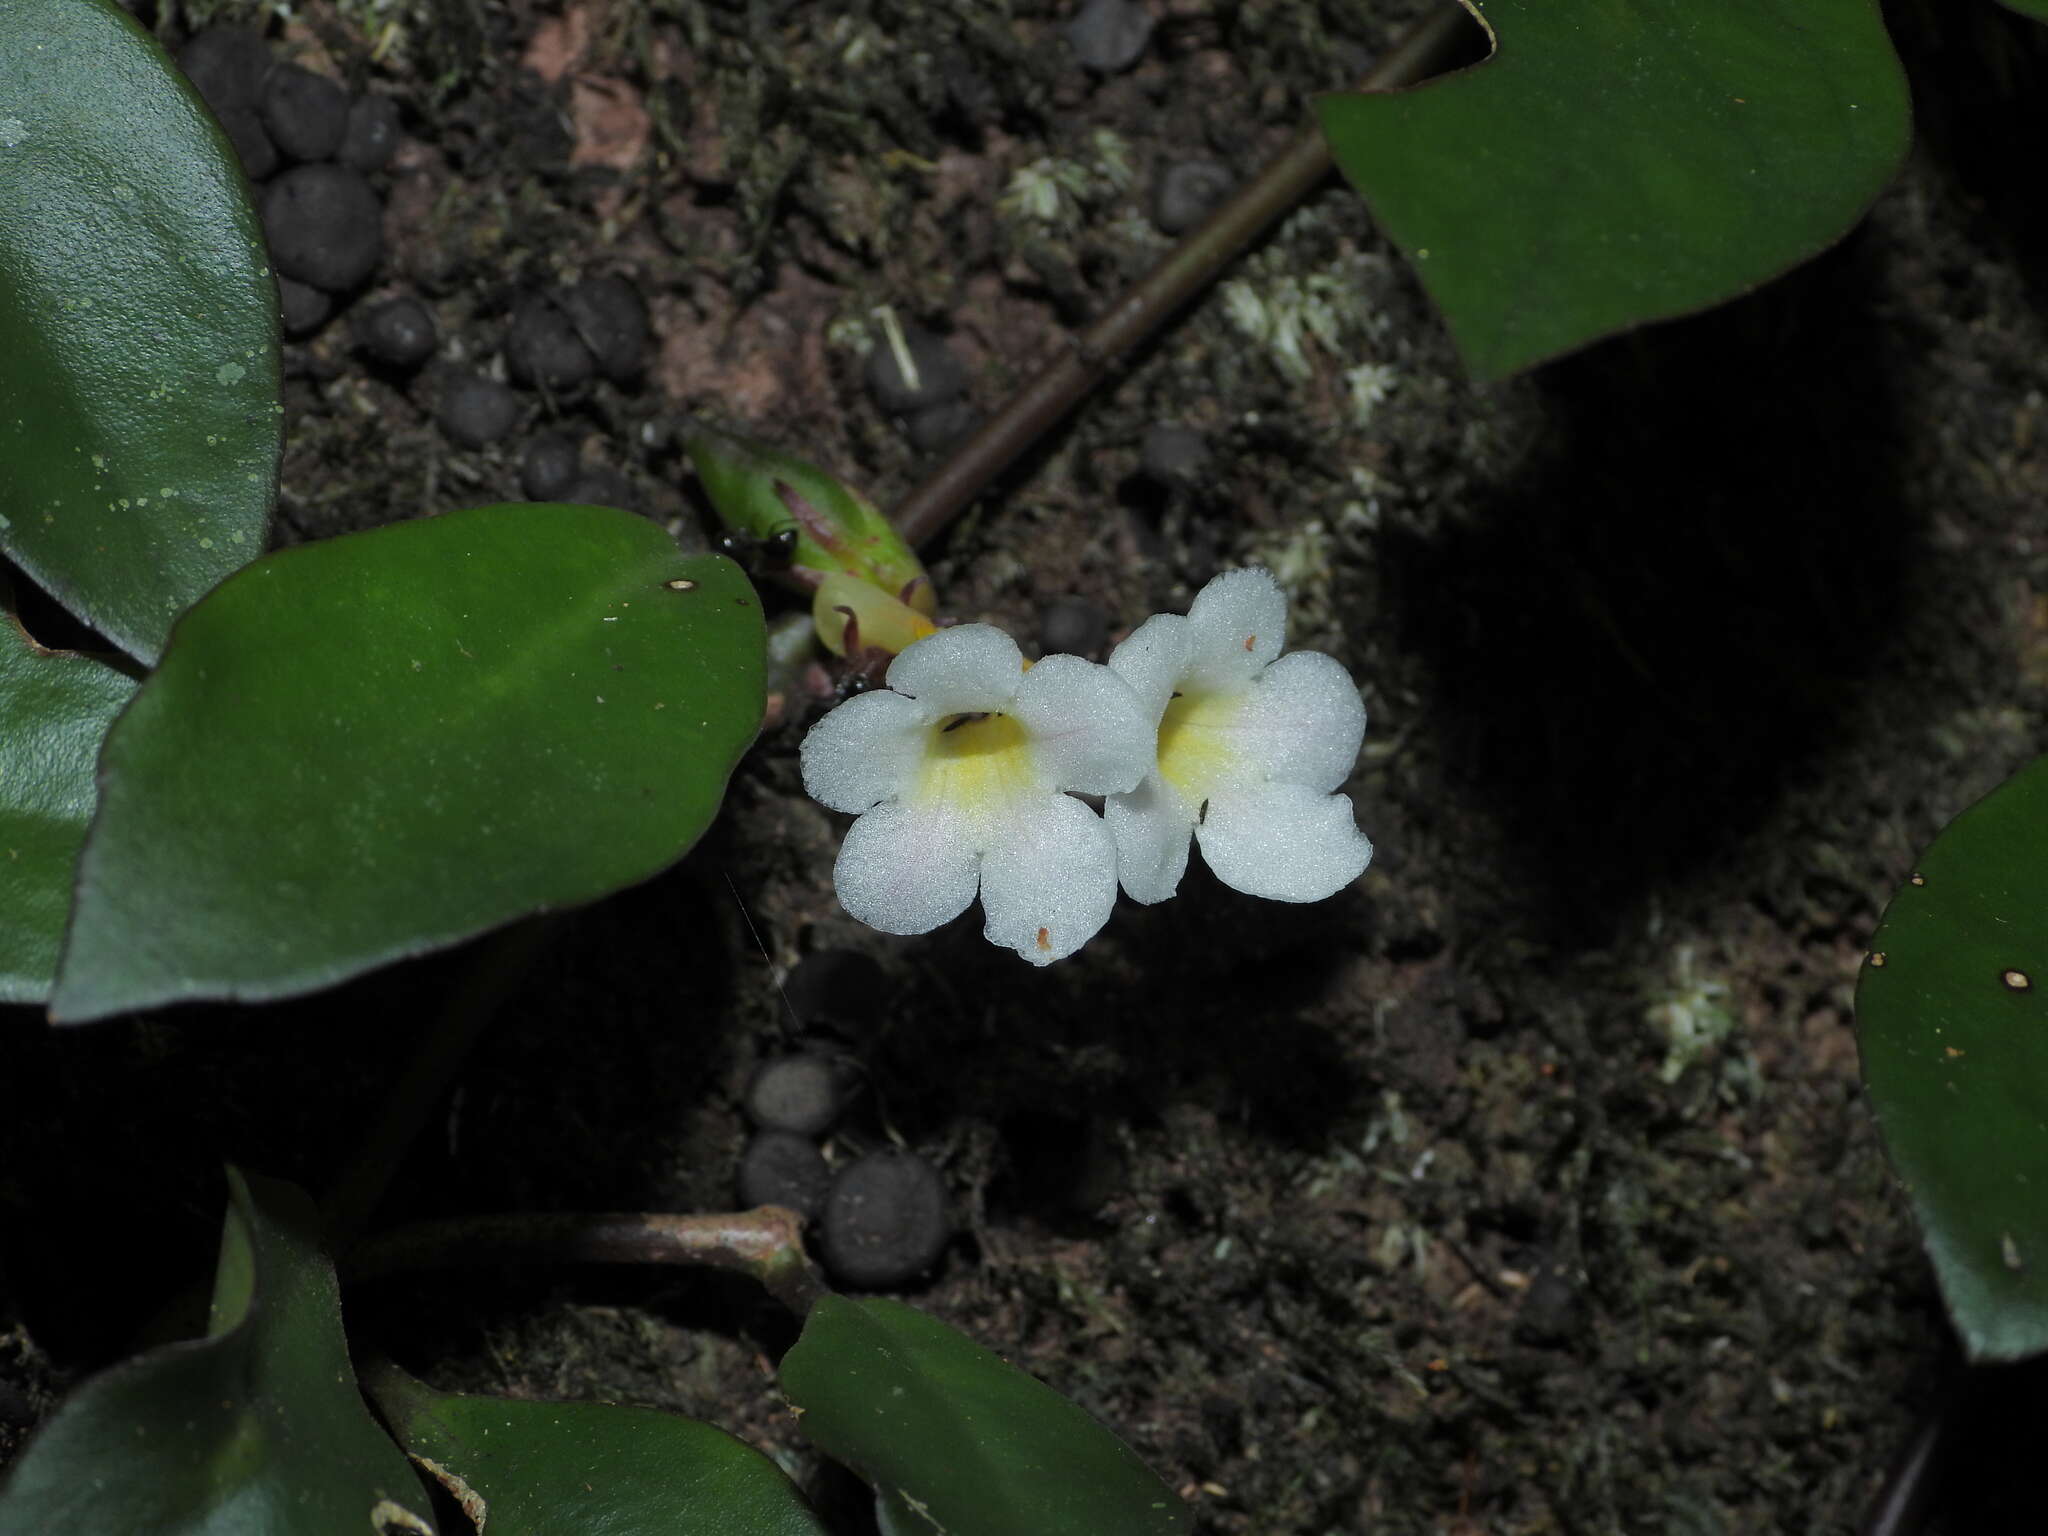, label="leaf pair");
[0,1172,1191,1536]
[1,0,766,1020]
[6,494,766,1024]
